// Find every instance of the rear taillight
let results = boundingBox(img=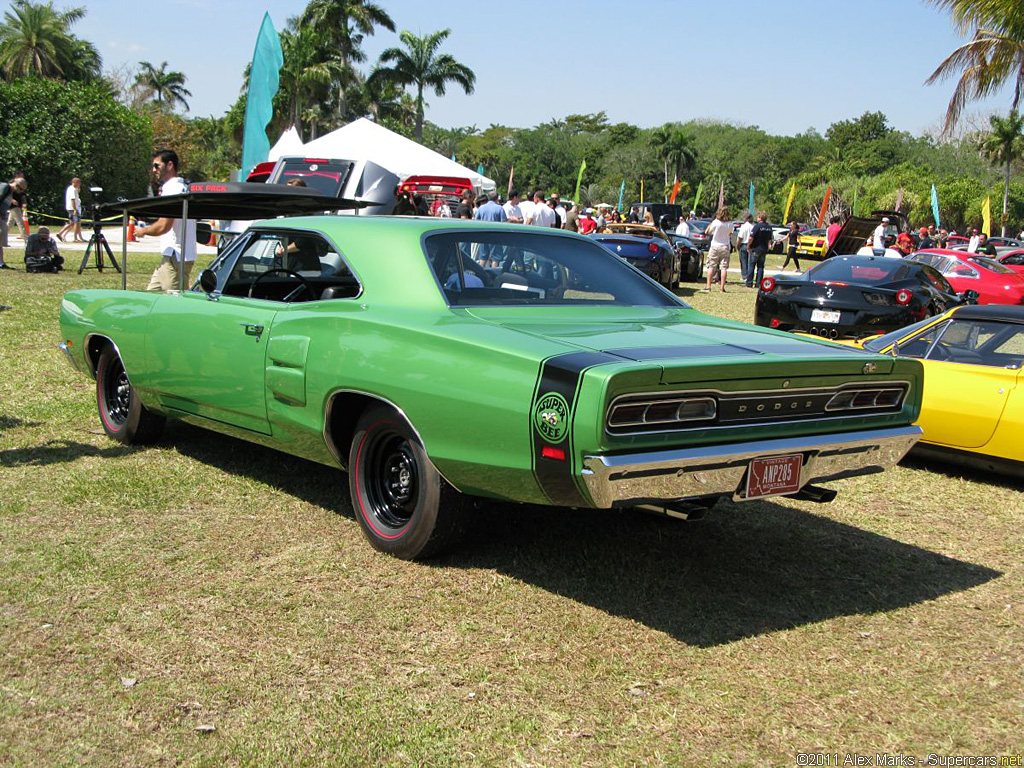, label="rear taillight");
[770,319,781,328]
[895,289,913,305]
[761,277,776,292]
[648,242,659,254]
[607,395,717,432]
[815,240,824,247]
